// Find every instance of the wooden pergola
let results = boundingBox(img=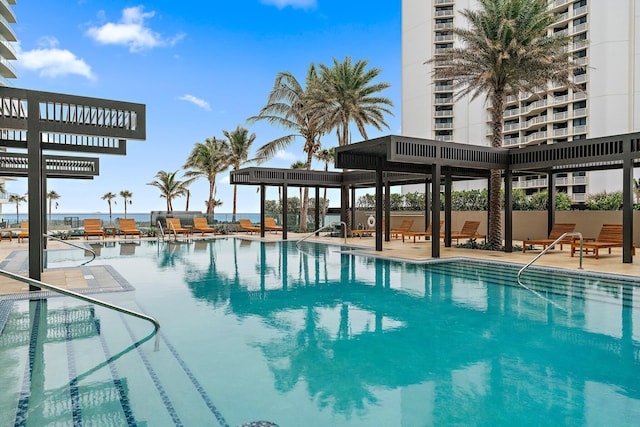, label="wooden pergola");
[232,132,640,263]
[0,87,146,280]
